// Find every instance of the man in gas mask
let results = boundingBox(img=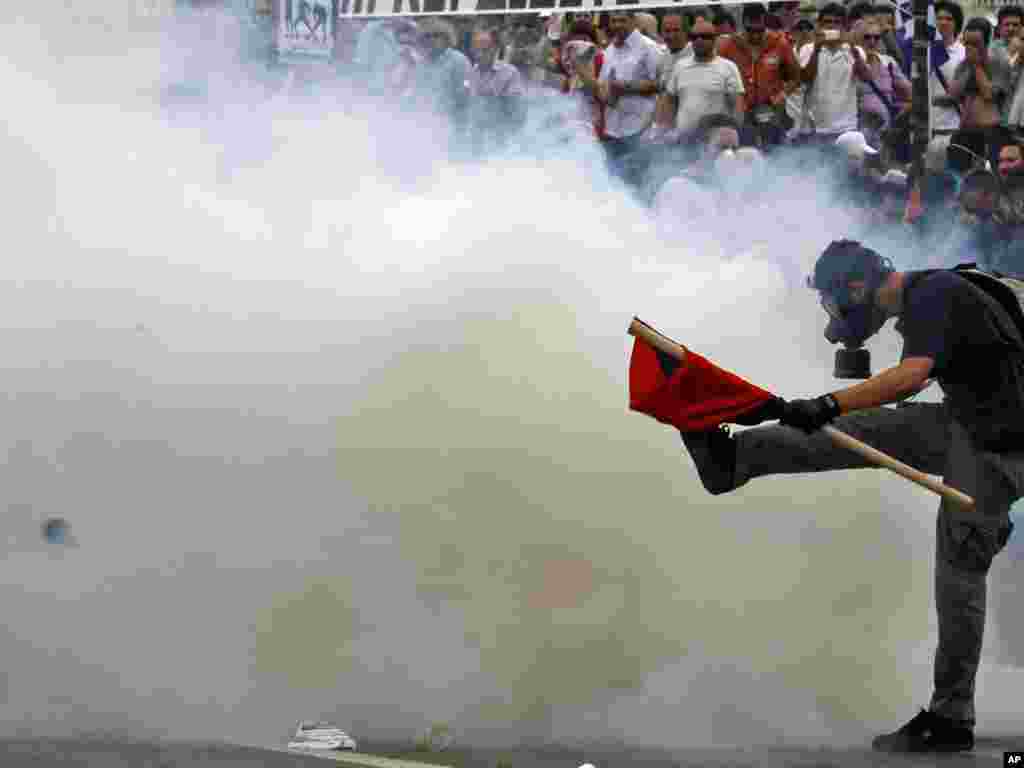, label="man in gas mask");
[680,239,1024,753]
